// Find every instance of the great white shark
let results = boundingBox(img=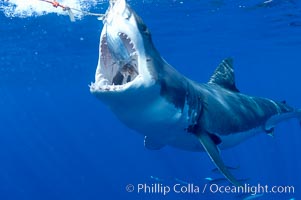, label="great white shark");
[90,0,301,185]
